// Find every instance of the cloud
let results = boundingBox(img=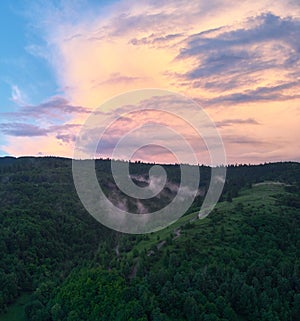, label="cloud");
[10,85,27,105]
[95,73,143,87]
[224,135,274,146]
[129,33,184,47]
[73,94,222,164]
[109,12,172,37]
[30,97,89,114]
[176,13,300,98]
[0,94,87,153]
[55,133,76,143]
[2,96,90,120]
[25,44,49,60]
[179,13,300,61]
[205,81,300,106]
[3,0,300,164]
[215,118,259,127]
[0,123,49,137]
[0,122,79,140]
[23,1,300,109]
